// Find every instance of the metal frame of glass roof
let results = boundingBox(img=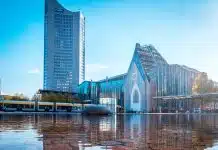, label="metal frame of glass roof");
[153,93,218,100]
